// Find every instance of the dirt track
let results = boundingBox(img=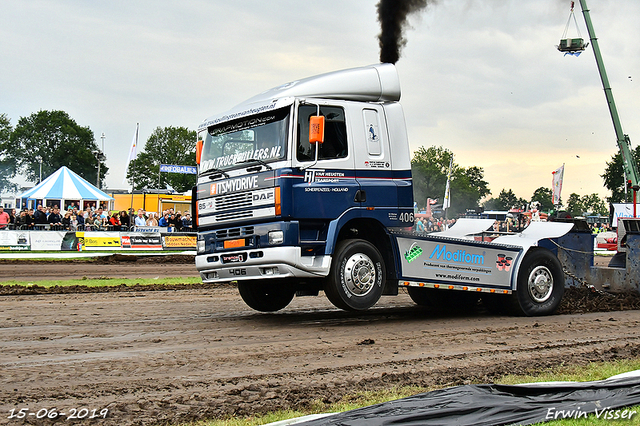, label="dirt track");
[1,255,640,426]
[0,255,198,282]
